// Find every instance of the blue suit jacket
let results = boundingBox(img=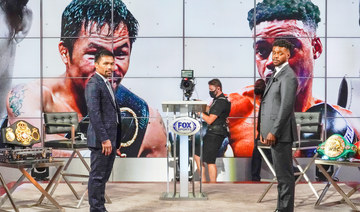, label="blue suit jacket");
[85,73,121,149]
